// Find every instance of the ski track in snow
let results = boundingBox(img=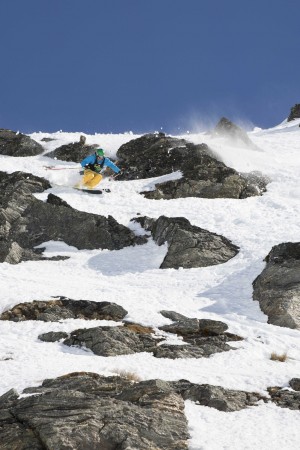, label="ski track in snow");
[1,123,300,449]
